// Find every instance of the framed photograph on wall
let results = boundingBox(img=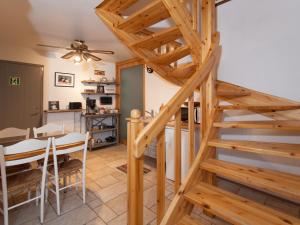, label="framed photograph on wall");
[48,101,60,111]
[55,72,75,87]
